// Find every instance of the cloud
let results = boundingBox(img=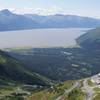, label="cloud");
[10,6,64,15]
